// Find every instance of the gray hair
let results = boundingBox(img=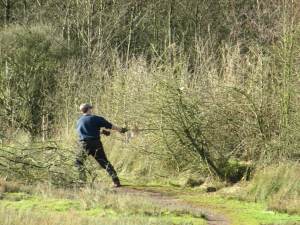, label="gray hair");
[79,103,93,113]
